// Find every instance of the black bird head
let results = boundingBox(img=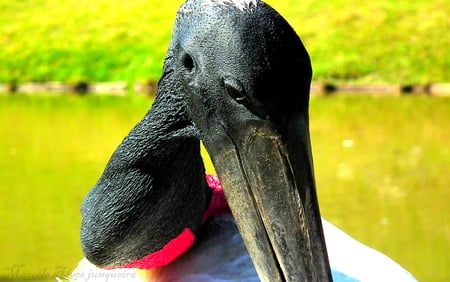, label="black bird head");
[170,0,311,133]
[81,0,331,280]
